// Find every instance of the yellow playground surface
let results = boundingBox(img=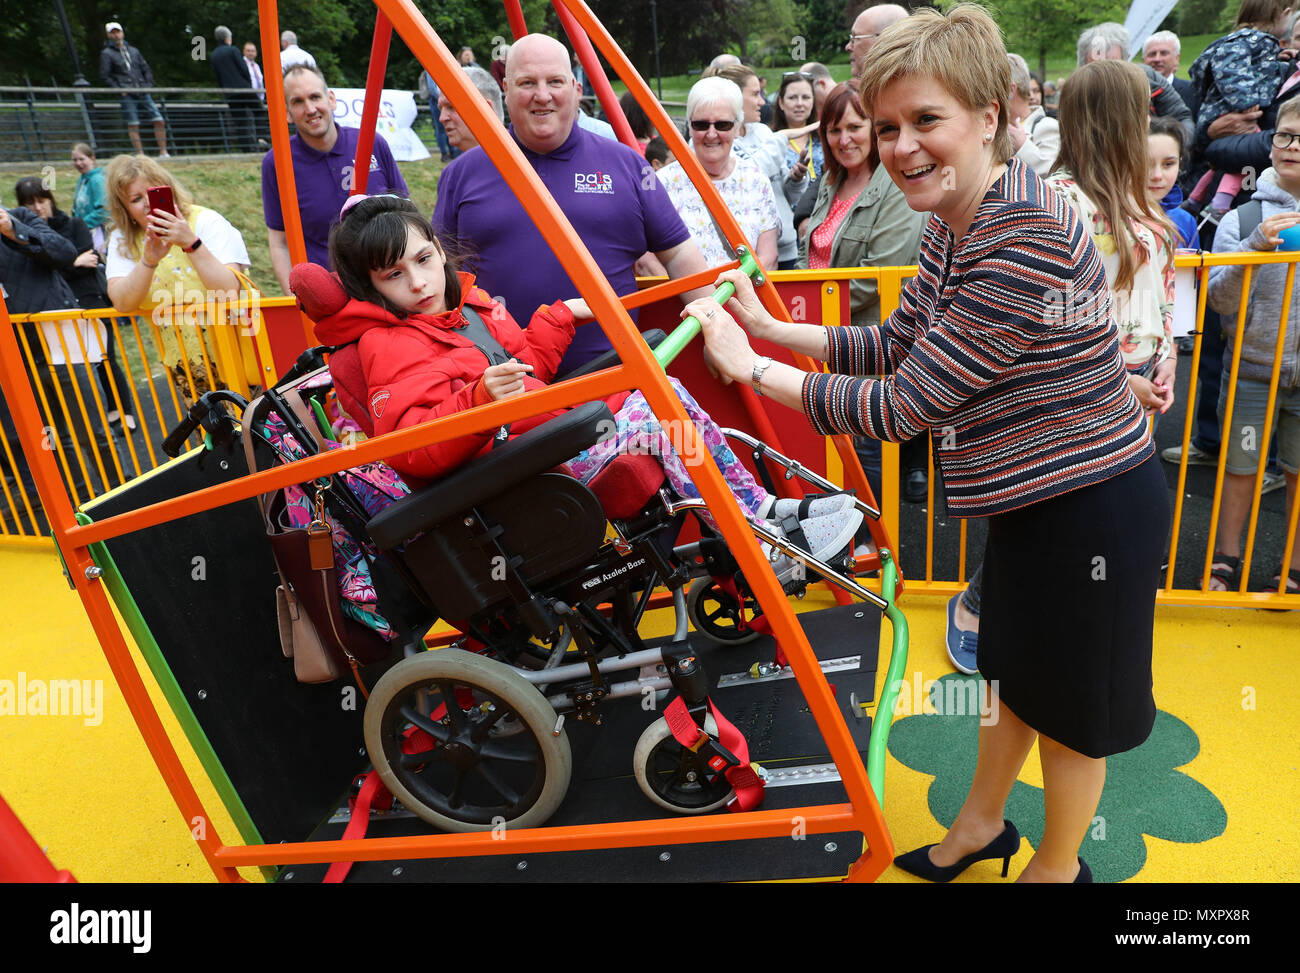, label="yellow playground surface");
[3,540,1294,883]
